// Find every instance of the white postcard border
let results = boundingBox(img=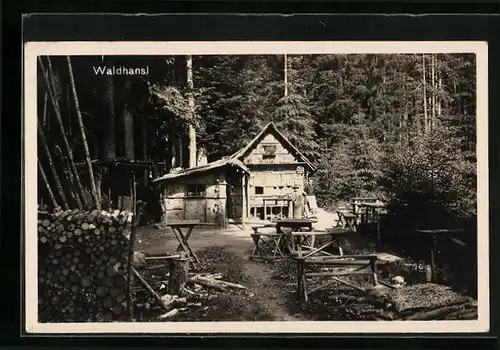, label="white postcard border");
[24,41,489,334]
